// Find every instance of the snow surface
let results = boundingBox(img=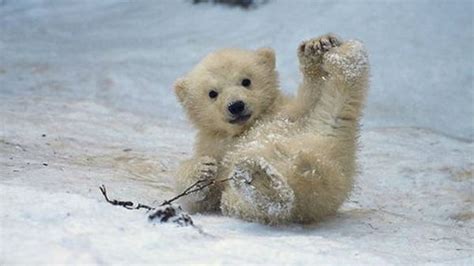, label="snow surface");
[1,0,473,265]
